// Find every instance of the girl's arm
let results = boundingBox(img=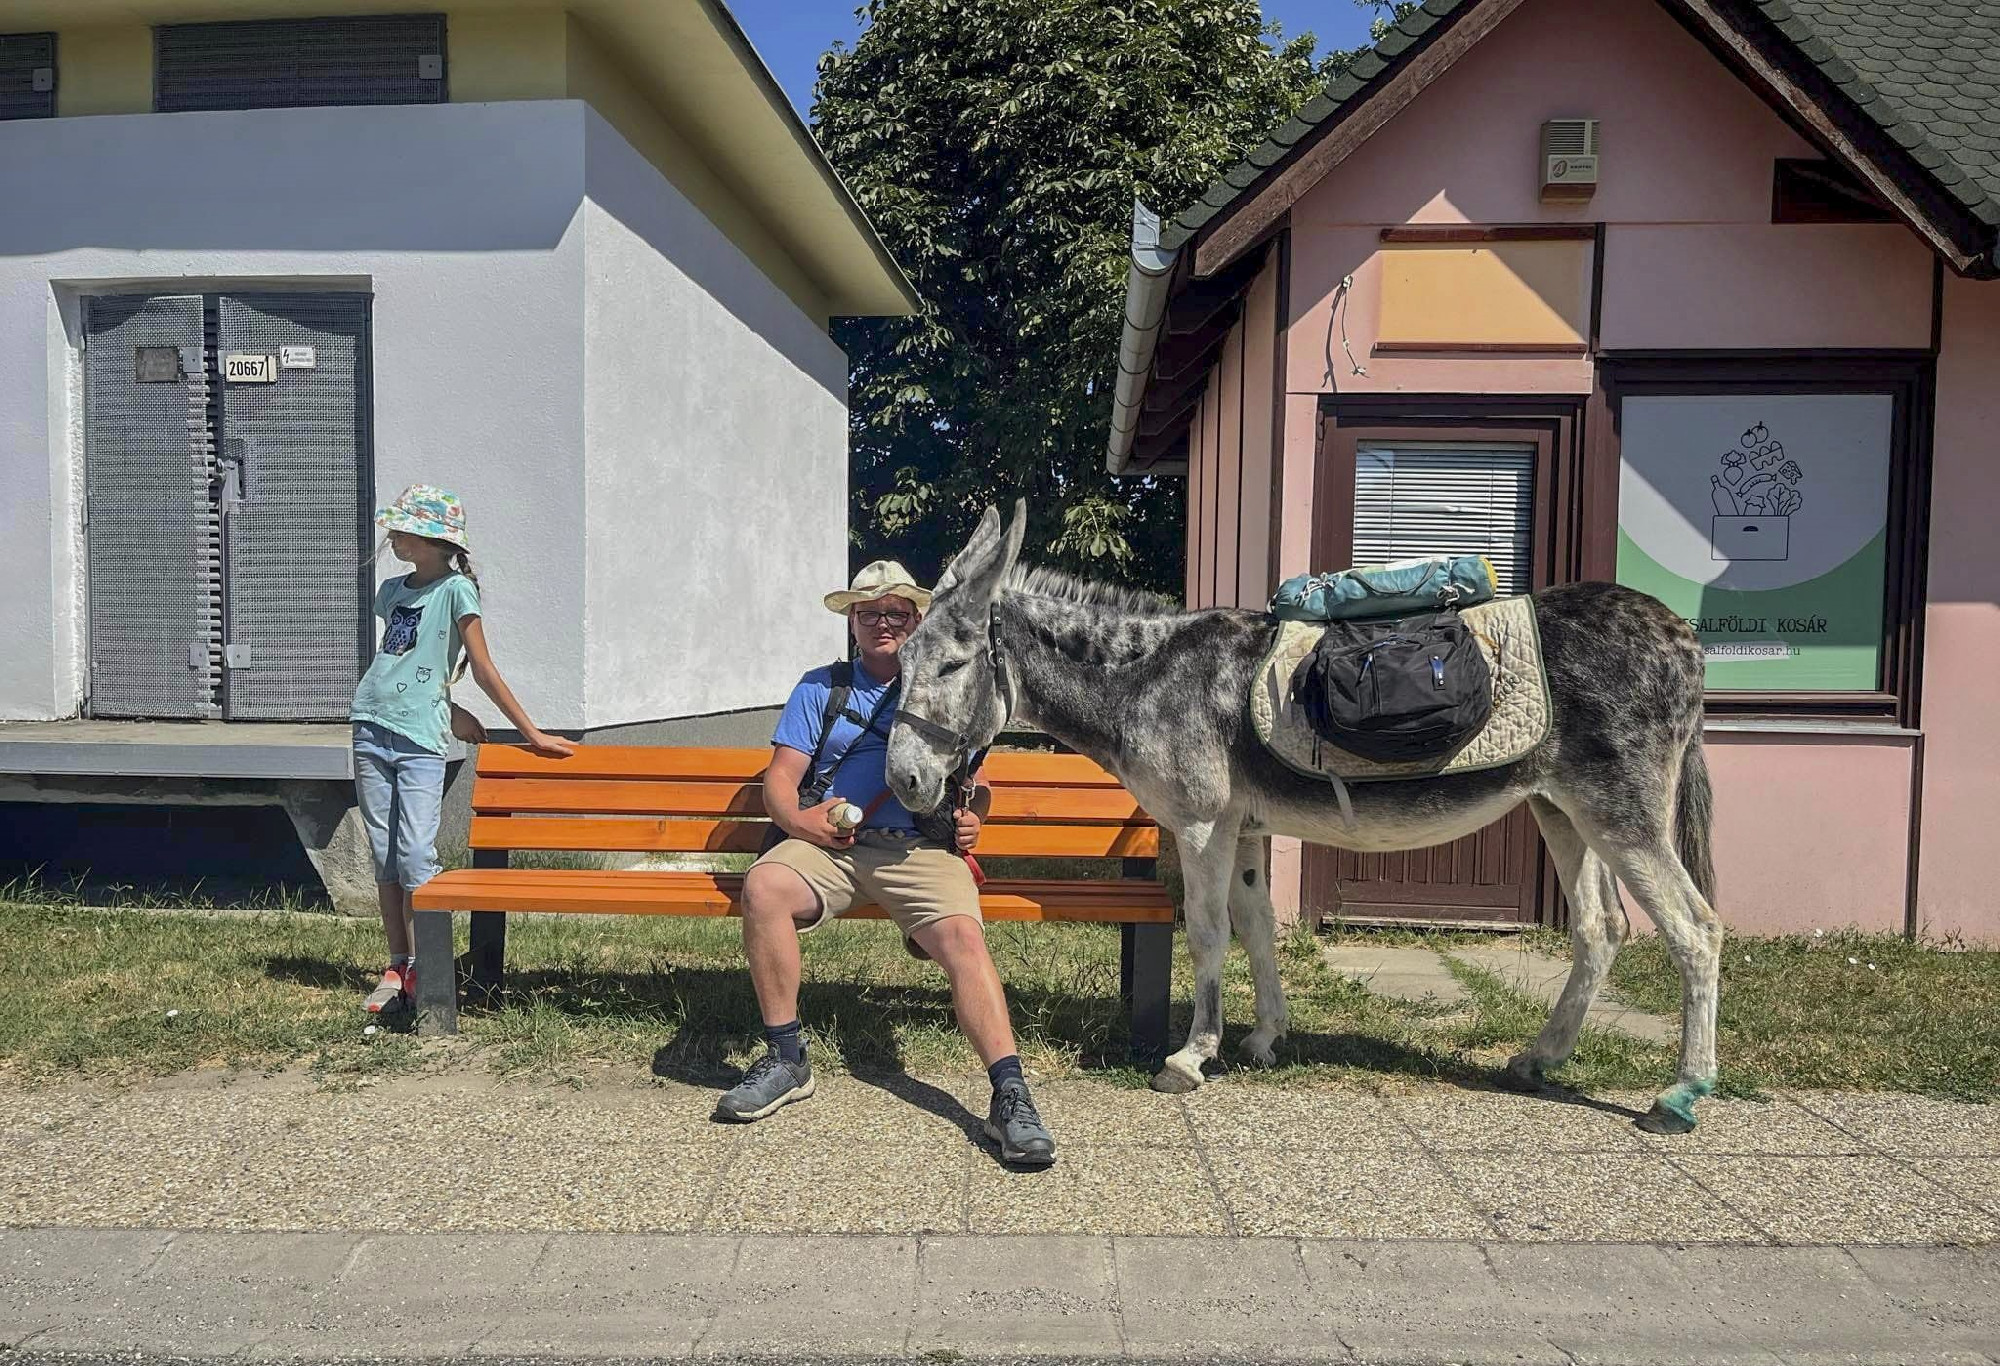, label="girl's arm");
[459,616,575,757]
